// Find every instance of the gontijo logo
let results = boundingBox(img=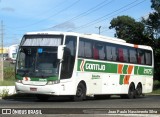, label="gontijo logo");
[80,60,106,71]
[86,63,105,71]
